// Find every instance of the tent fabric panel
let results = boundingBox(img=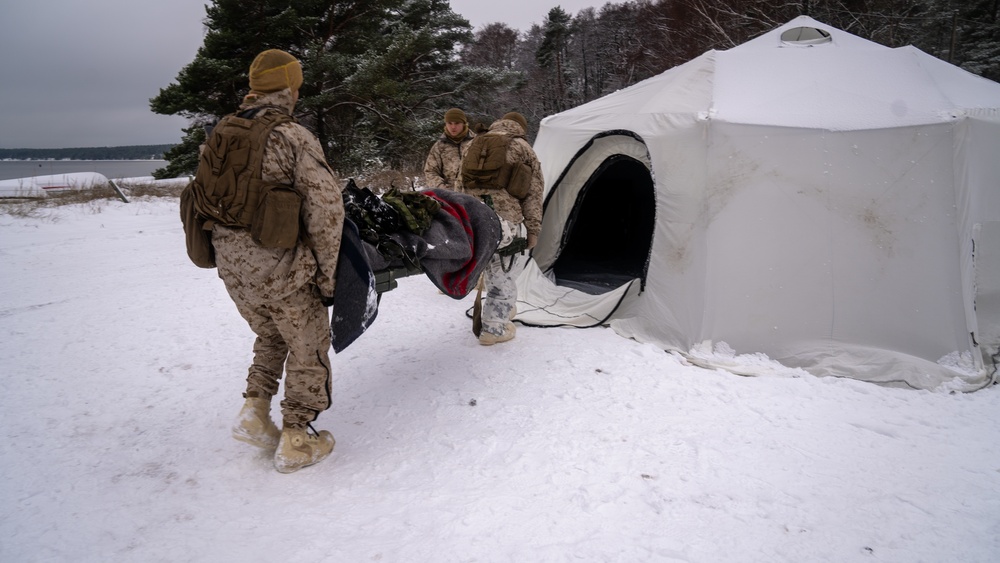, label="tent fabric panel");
[692,124,972,376]
[714,48,956,130]
[550,51,716,119]
[910,49,1000,111]
[823,126,967,359]
[697,124,837,354]
[972,221,1000,363]
[618,124,713,349]
[957,117,1000,362]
